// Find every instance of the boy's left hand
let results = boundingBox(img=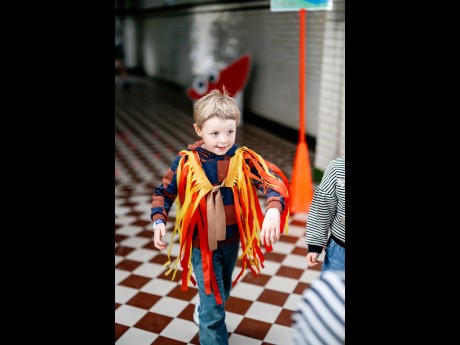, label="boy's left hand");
[260,208,281,246]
